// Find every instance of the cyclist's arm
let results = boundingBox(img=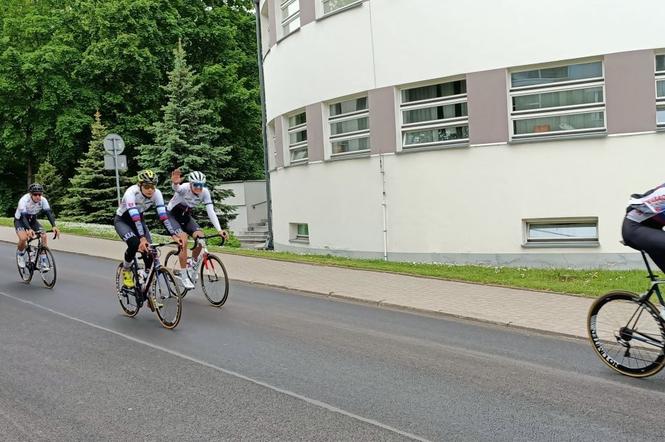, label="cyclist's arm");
[154,190,177,236]
[41,198,56,227]
[16,197,32,230]
[203,189,222,232]
[124,192,146,237]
